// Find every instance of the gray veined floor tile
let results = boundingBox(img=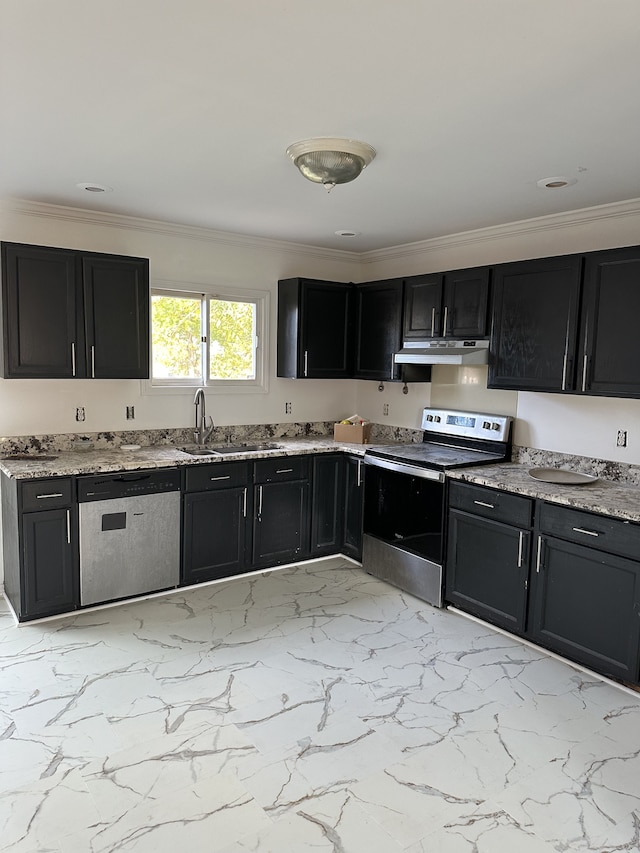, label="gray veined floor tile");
[2,562,640,853]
